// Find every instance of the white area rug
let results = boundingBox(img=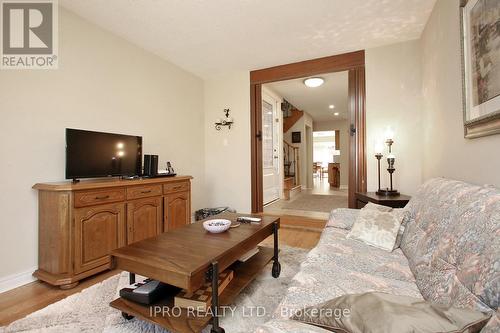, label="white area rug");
[2,246,308,333]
